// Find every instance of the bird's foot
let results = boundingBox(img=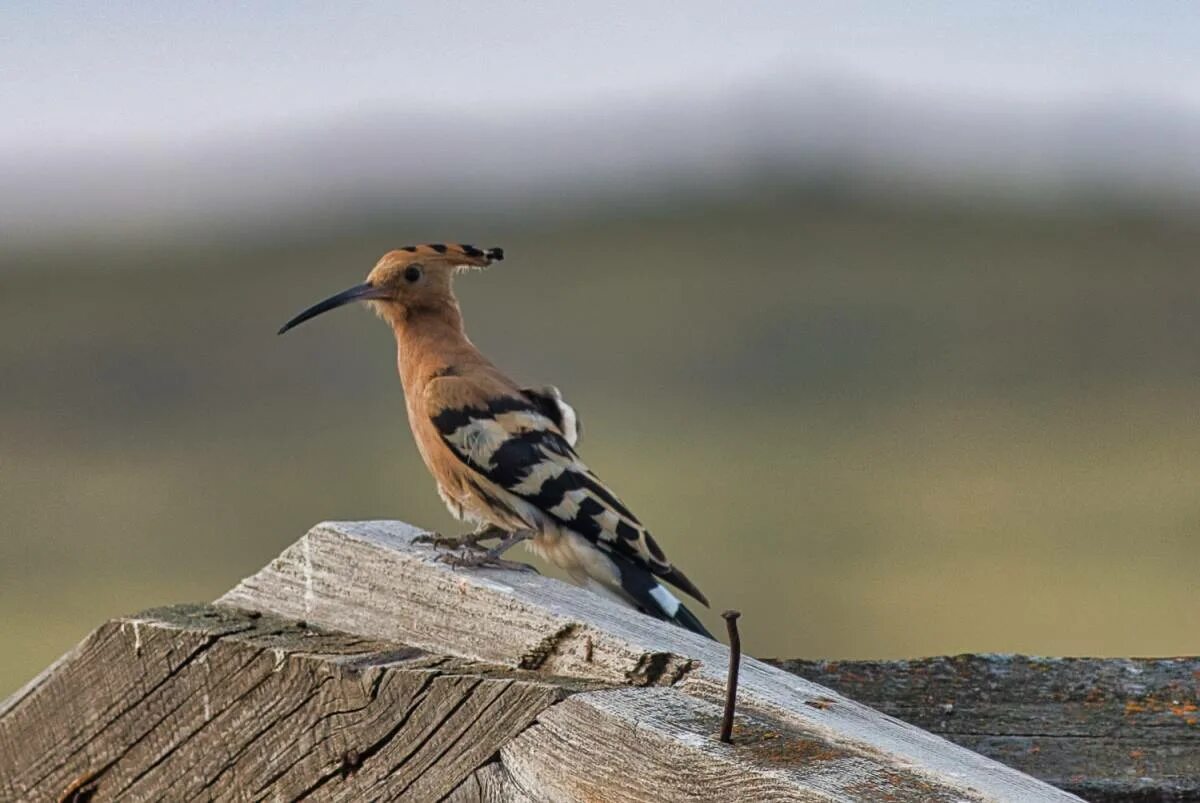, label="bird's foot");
[433,530,537,573]
[414,525,504,551]
[436,549,538,574]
